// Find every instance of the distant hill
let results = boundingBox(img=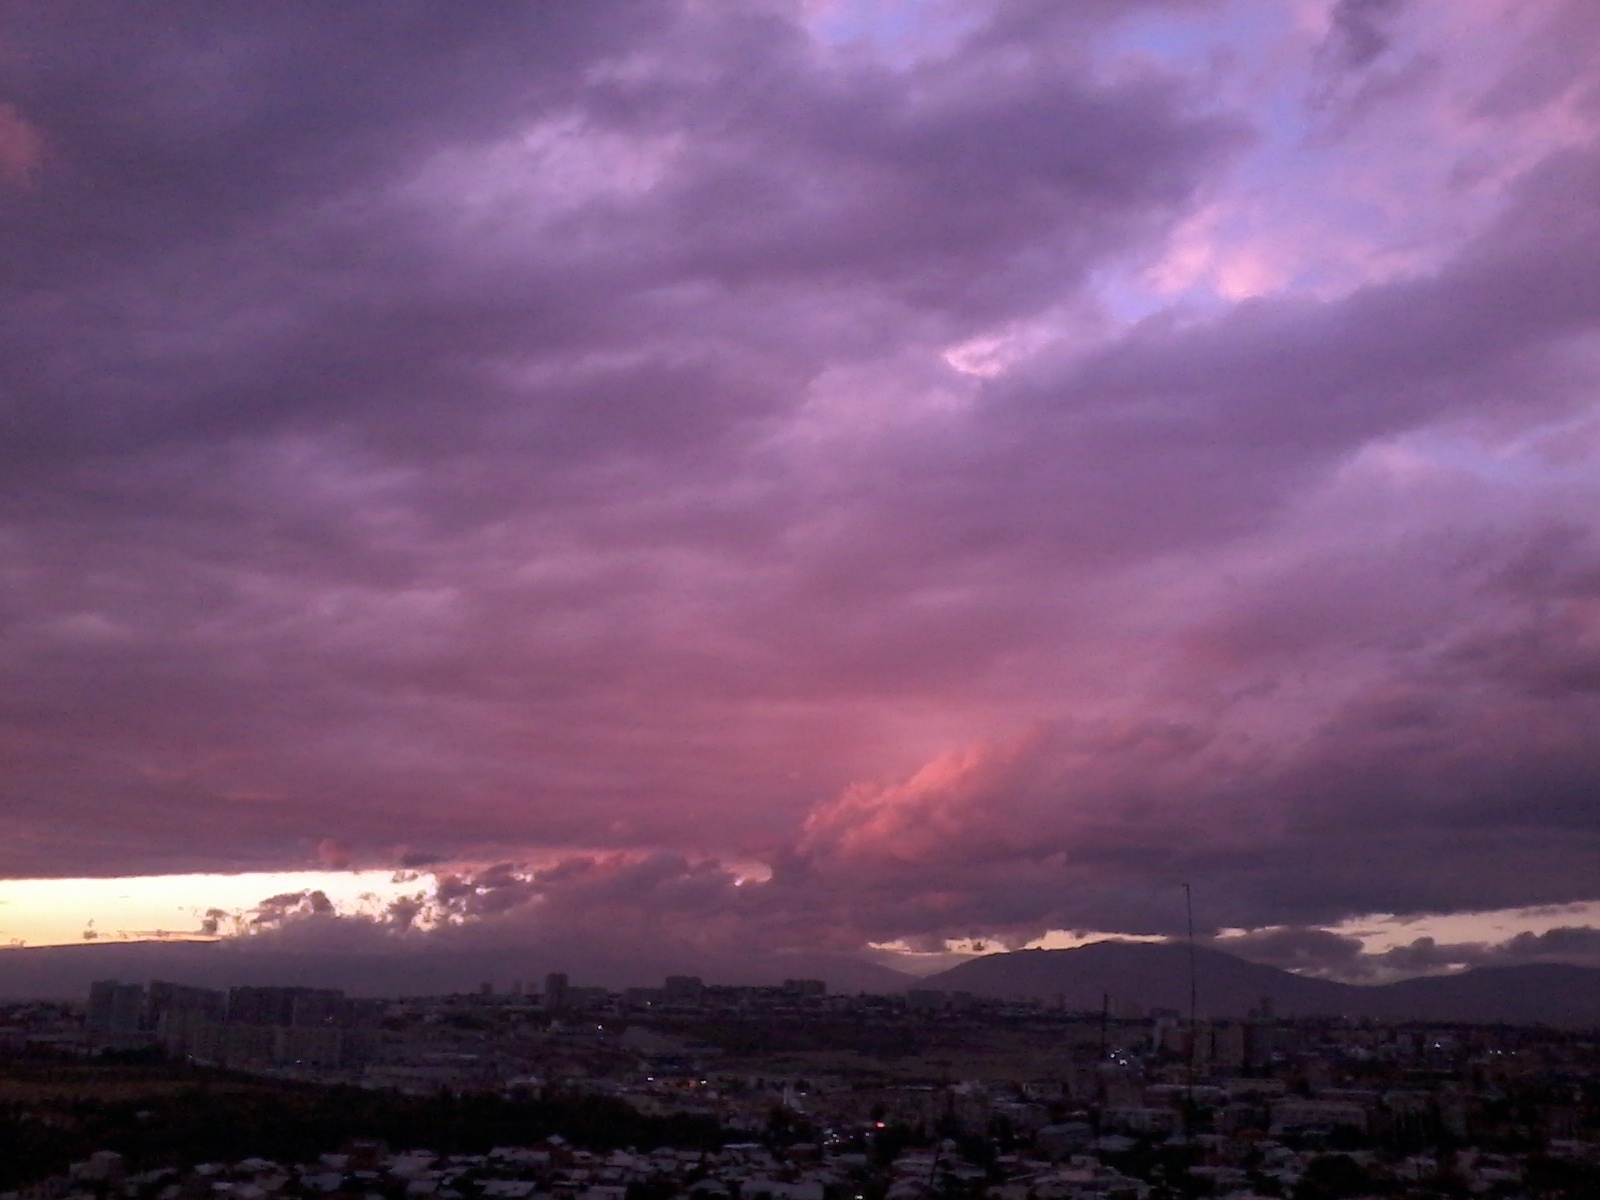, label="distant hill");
[921,941,1600,1027]
[924,942,1348,1016]
[1356,962,1600,1027]
[0,940,910,1001]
